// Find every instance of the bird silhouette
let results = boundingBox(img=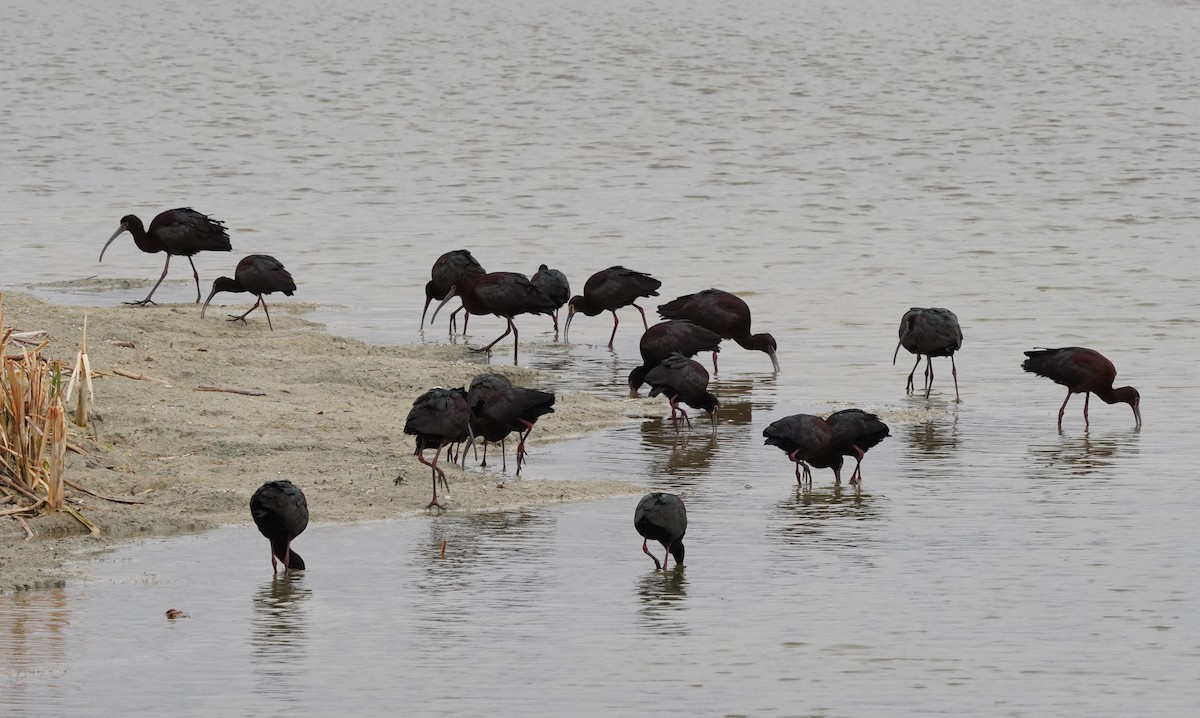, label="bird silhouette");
[1021,347,1141,428]
[100,207,232,305]
[399,387,472,512]
[657,288,779,372]
[201,254,296,330]
[564,266,661,348]
[250,480,308,573]
[644,352,719,432]
[634,492,687,571]
[893,307,963,401]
